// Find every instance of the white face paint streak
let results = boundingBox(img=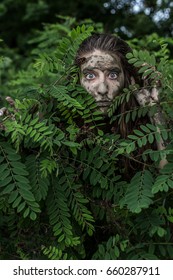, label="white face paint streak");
[80,50,125,114]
